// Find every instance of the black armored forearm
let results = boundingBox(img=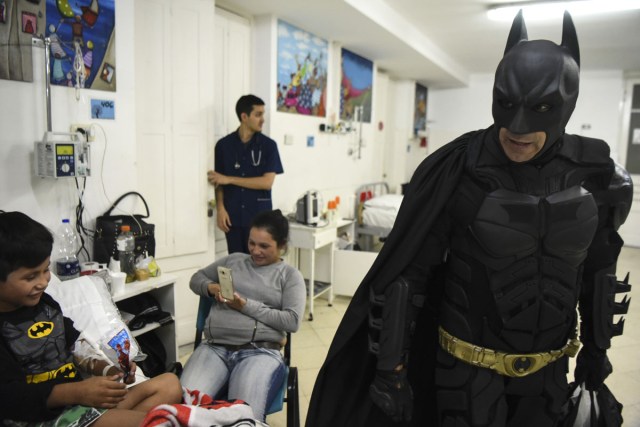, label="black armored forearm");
[580,267,631,350]
[368,277,425,370]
